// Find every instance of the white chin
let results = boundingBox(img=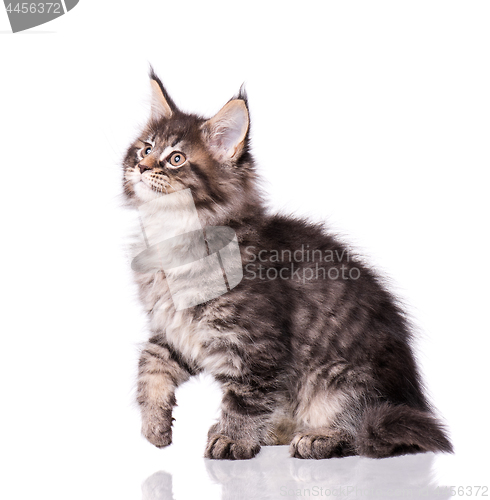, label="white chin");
[134,181,160,202]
